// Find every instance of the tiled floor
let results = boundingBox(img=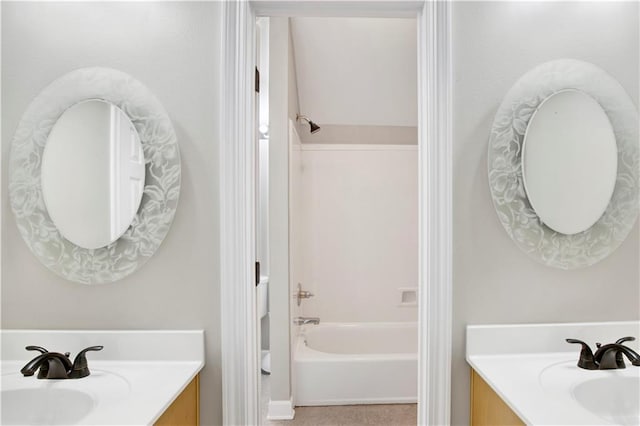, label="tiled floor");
[261,374,417,426]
